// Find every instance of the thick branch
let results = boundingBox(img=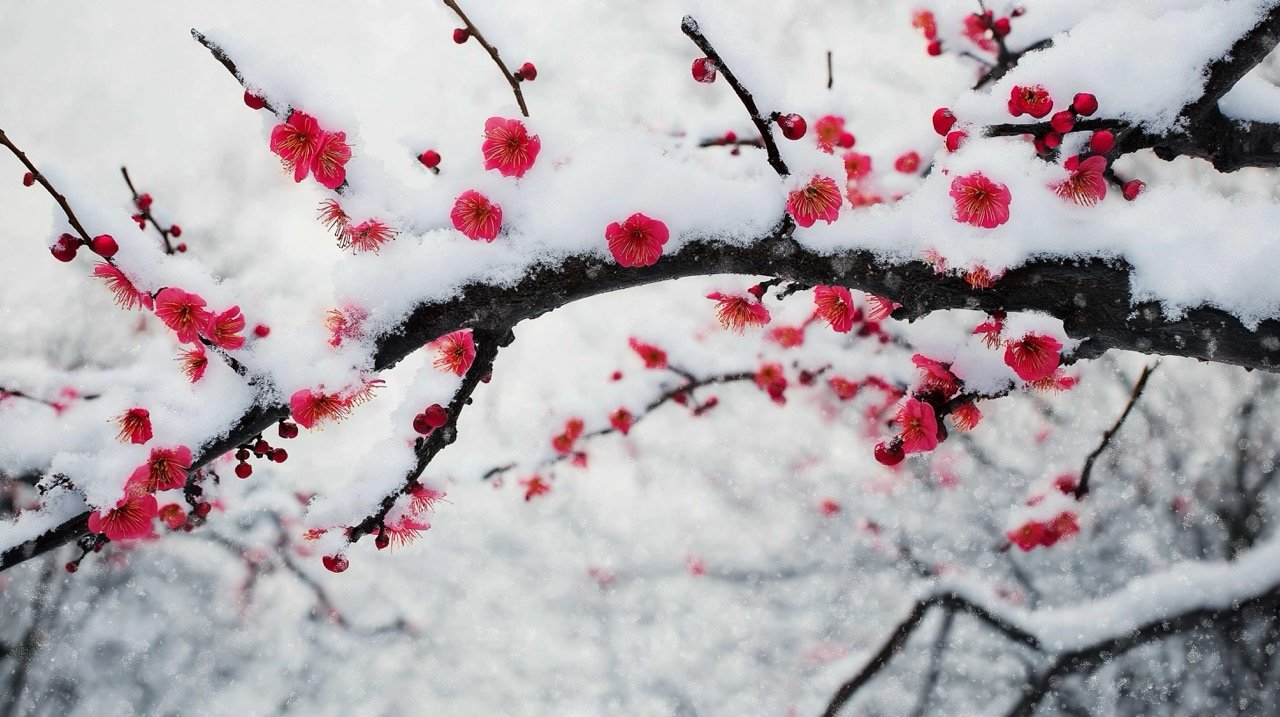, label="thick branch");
[11,227,1280,571]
